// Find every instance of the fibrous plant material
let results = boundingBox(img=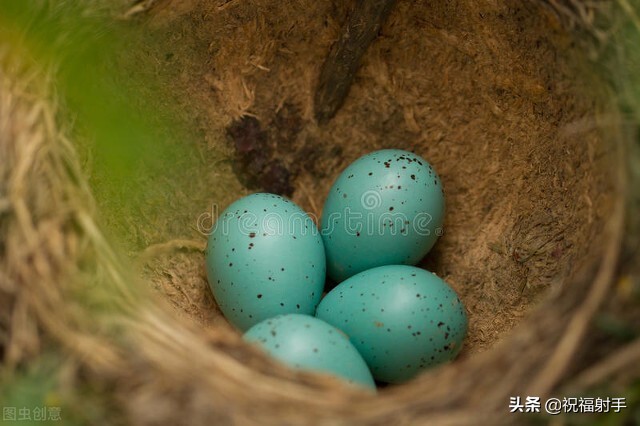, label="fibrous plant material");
[1,0,638,425]
[314,0,396,124]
